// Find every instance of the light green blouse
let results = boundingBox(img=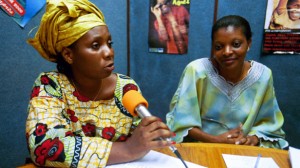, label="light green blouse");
[166,58,288,149]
